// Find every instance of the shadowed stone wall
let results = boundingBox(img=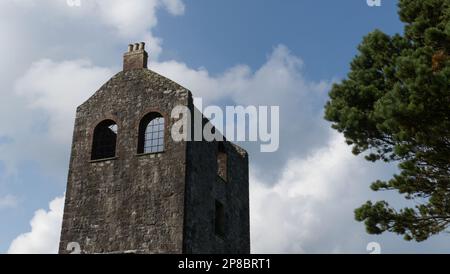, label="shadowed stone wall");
[184,134,250,253]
